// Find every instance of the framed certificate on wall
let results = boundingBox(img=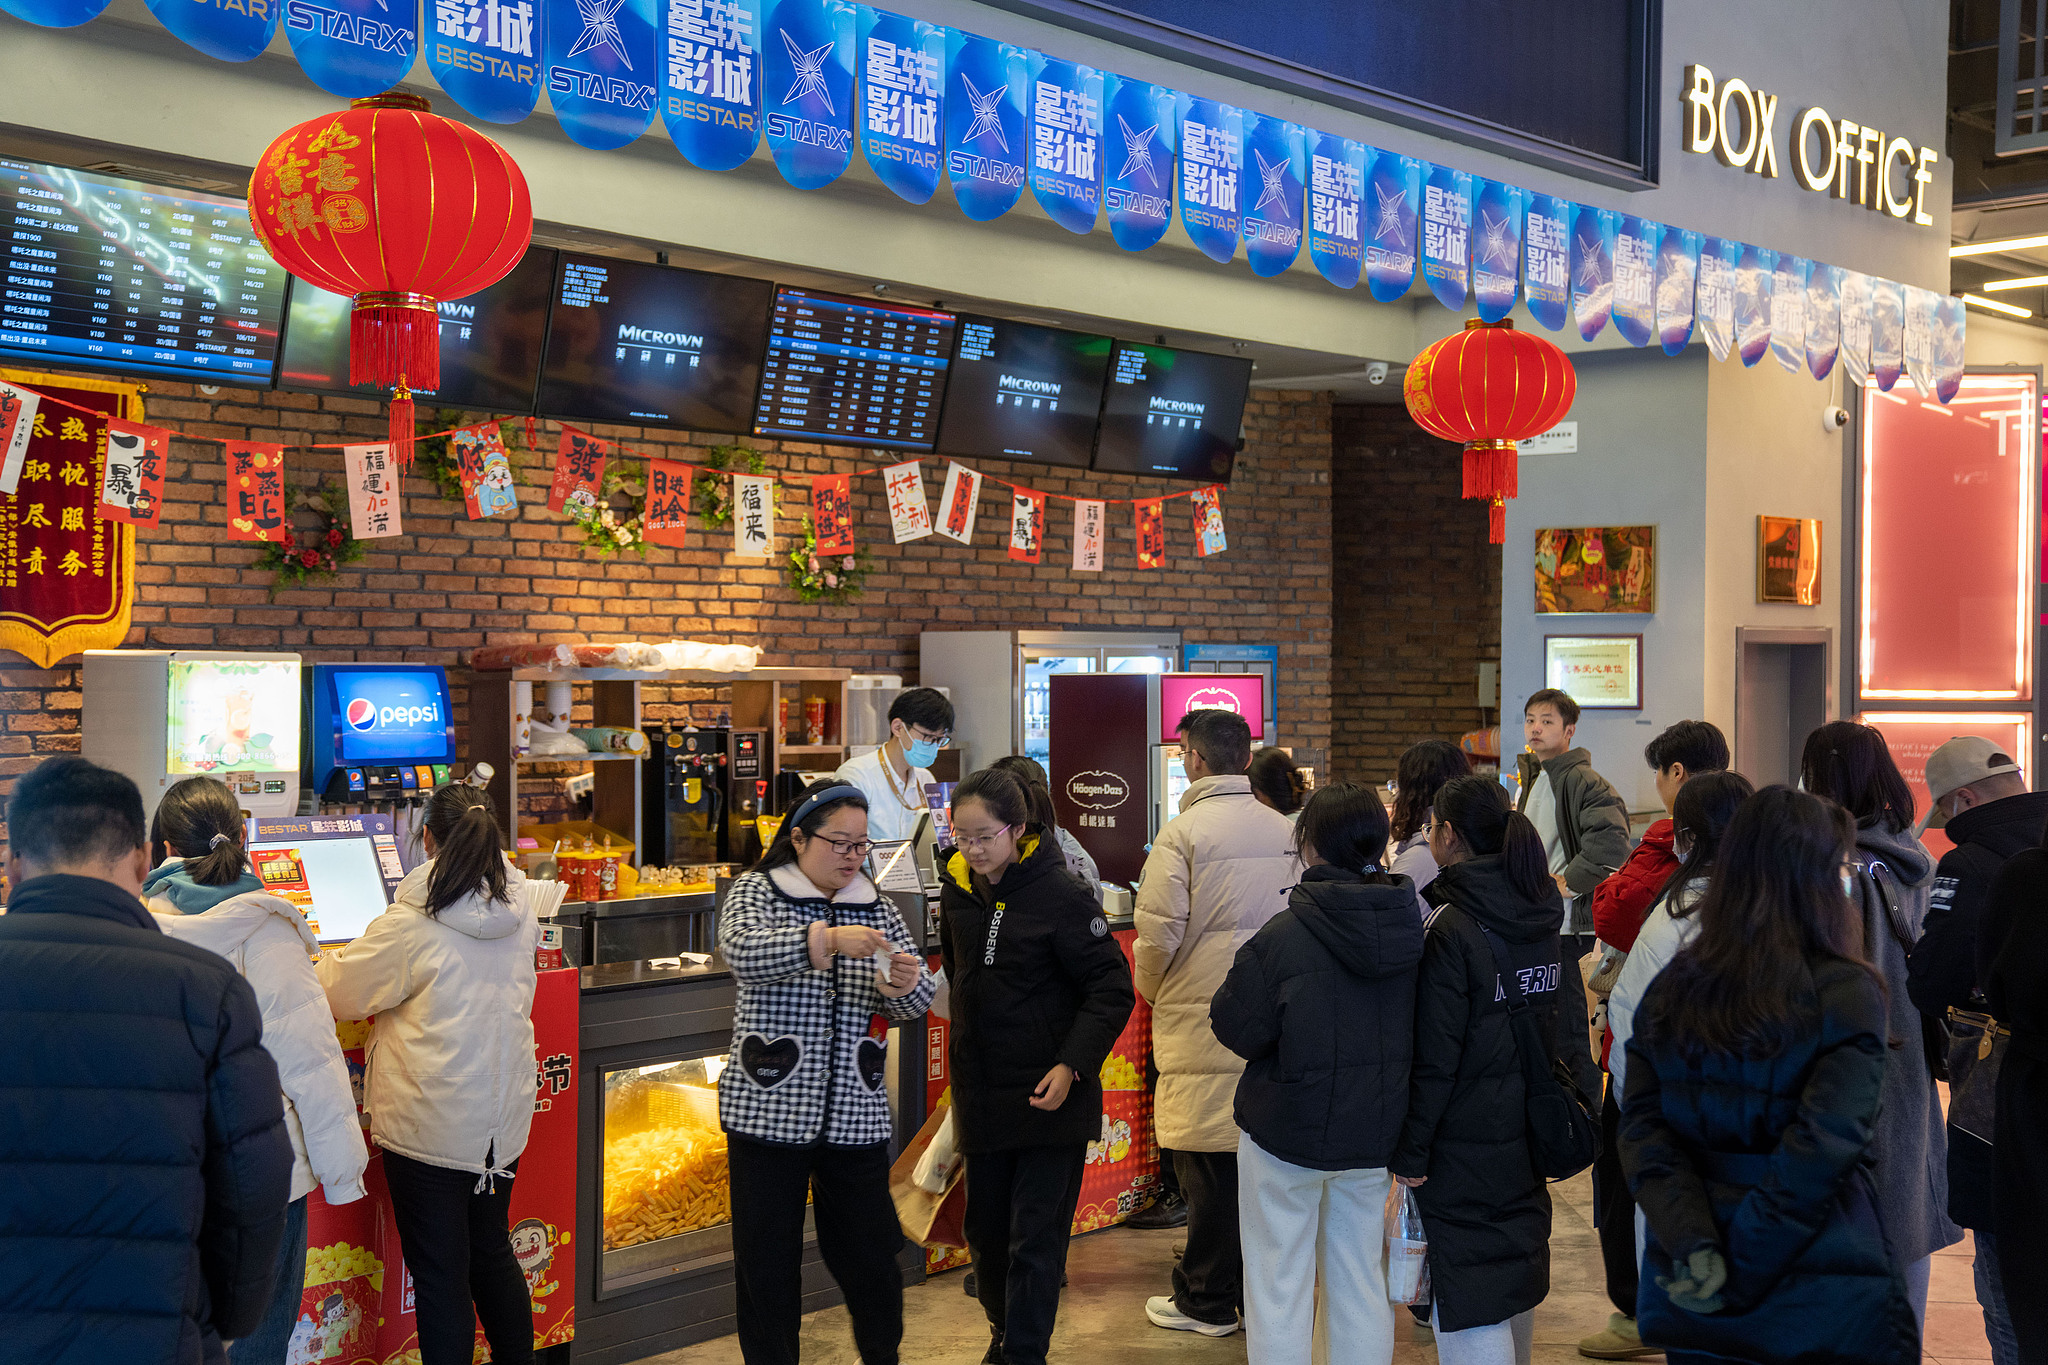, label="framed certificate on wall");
[1544,634,1643,710]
